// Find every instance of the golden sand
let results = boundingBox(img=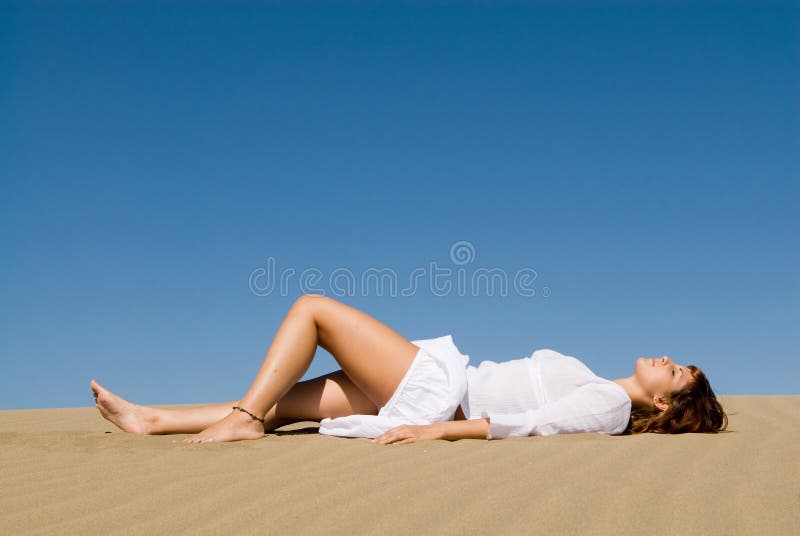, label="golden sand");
[1,395,797,535]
